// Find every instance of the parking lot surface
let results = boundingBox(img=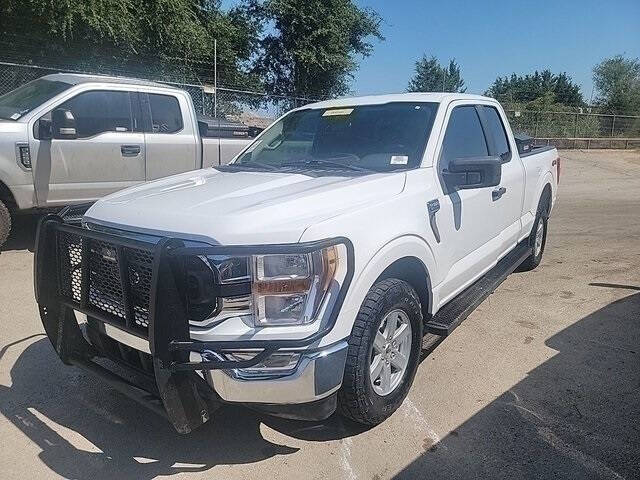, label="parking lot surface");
[0,149,638,480]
